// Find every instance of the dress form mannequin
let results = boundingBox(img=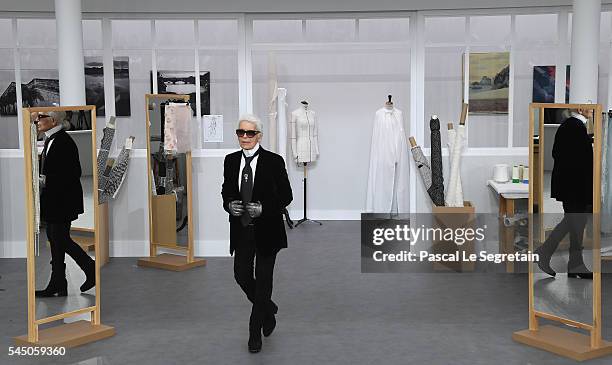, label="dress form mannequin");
[290,101,319,164]
[291,101,322,227]
[365,95,410,214]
